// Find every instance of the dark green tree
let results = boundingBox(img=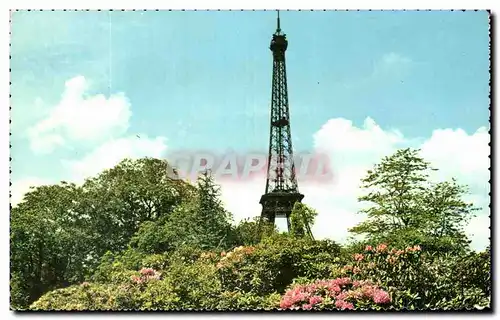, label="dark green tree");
[80,158,195,253]
[130,170,235,253]
[10,157,194,309]
[10,182,91,309]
